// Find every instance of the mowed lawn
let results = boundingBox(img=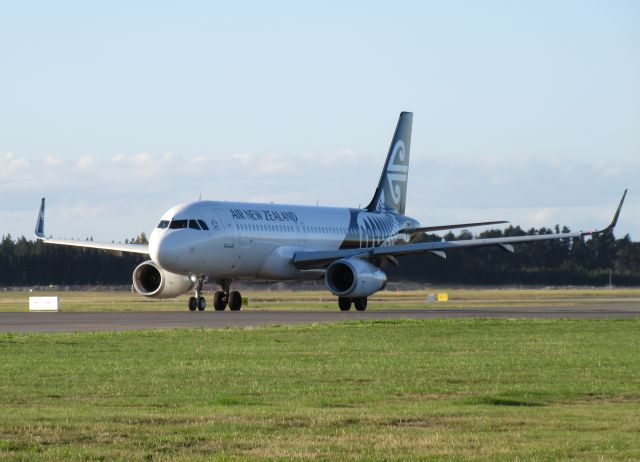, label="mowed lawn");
[0,319,639,461]
[2,287,640,311]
